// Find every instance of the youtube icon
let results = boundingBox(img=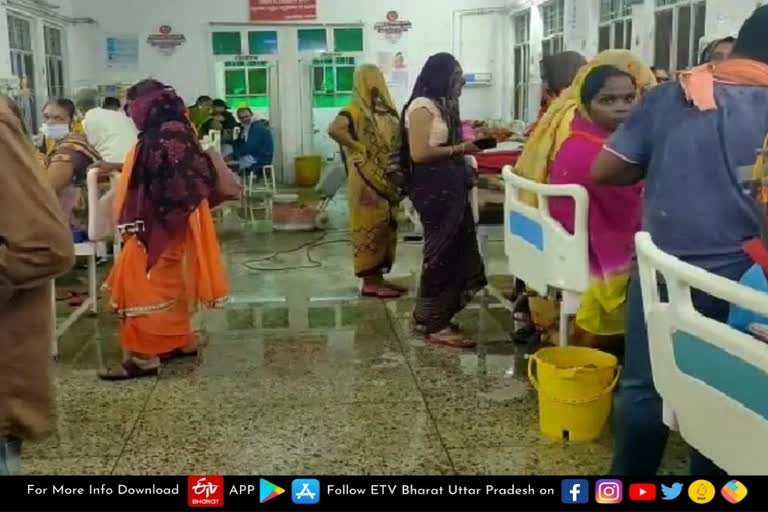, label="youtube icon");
[629,483,657,501]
